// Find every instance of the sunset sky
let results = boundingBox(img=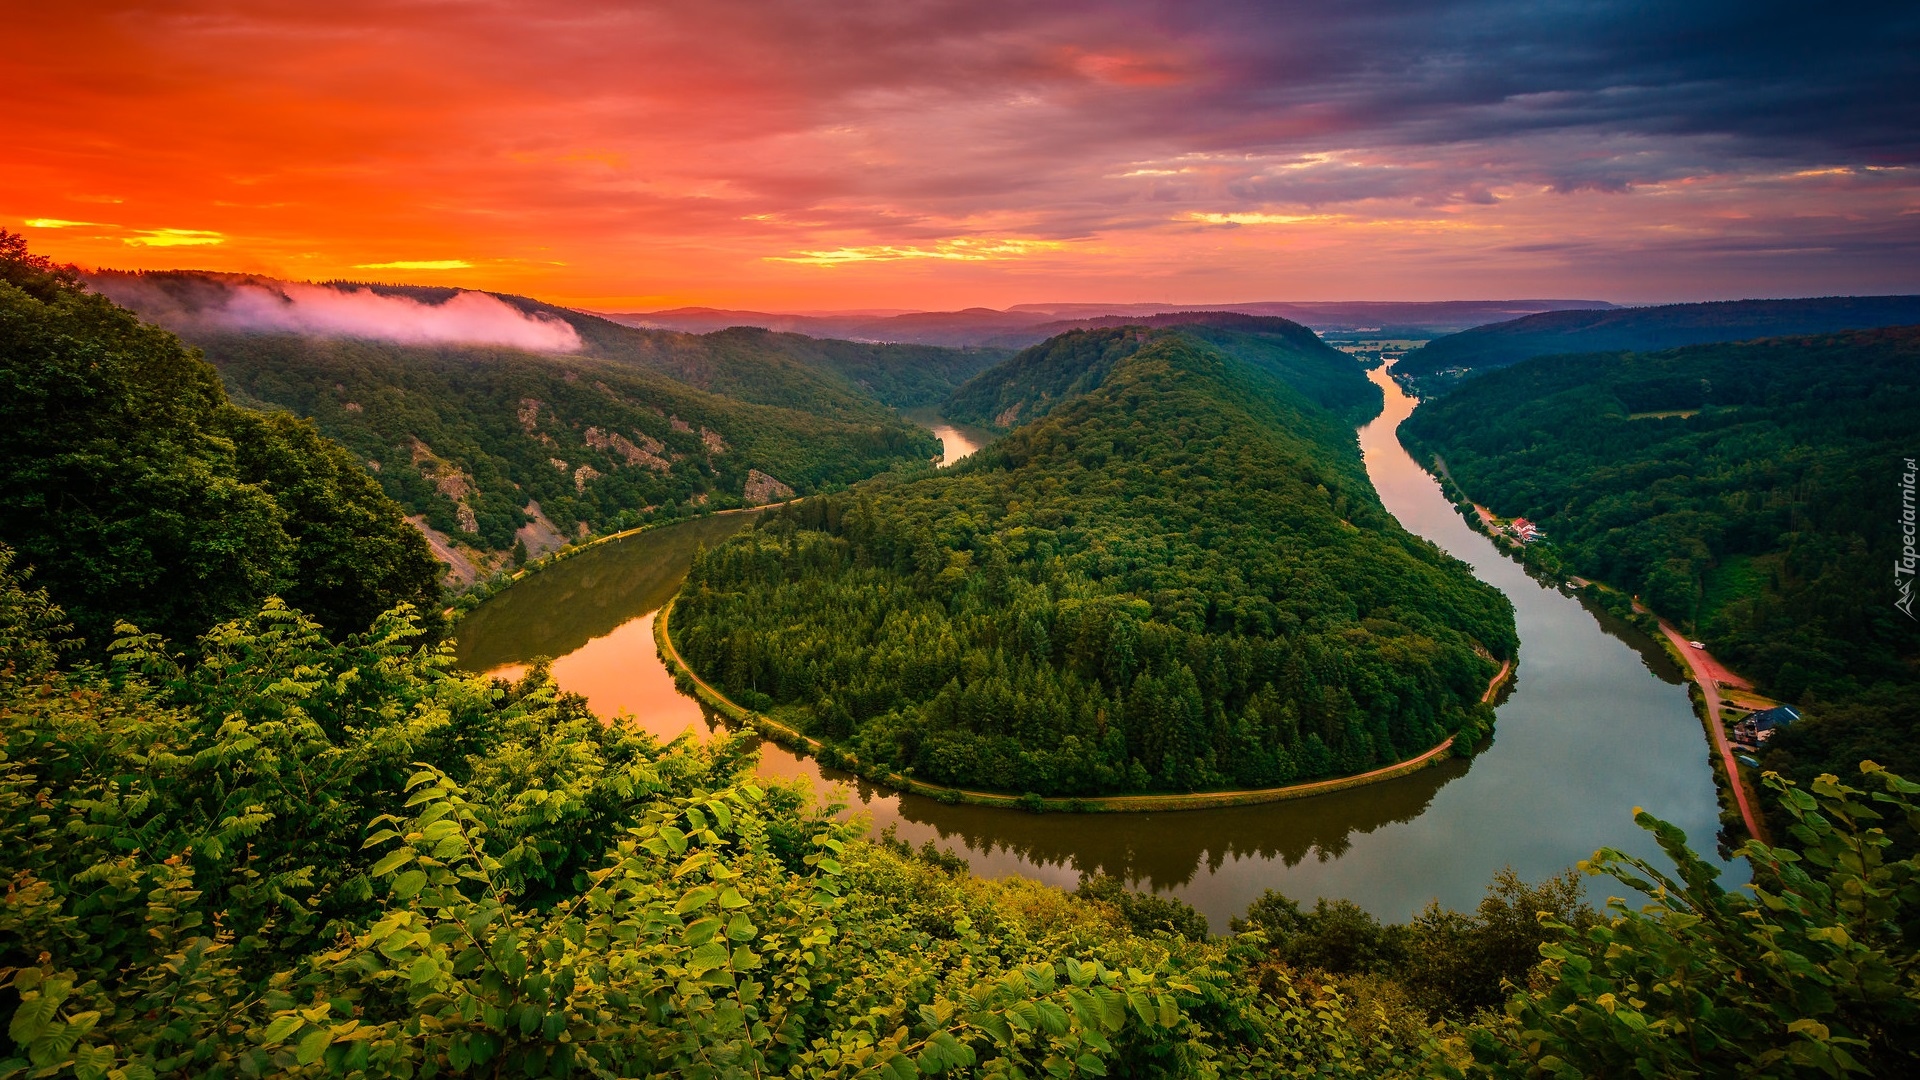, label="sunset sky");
[7,1,1917,310]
